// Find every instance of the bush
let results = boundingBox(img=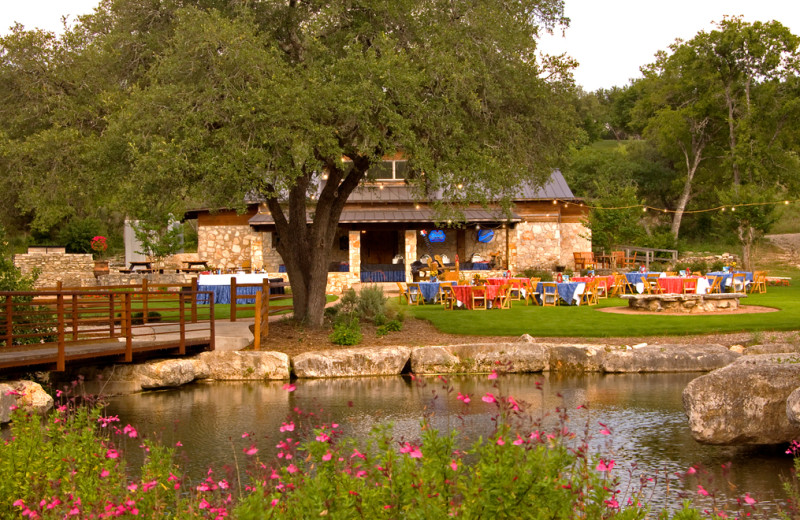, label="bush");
[57,217,105,254]
[329,318,363,345]
[521,268,552,281]
[687,260,709,274]
[327,285,392,328]
[376,319,402,337]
